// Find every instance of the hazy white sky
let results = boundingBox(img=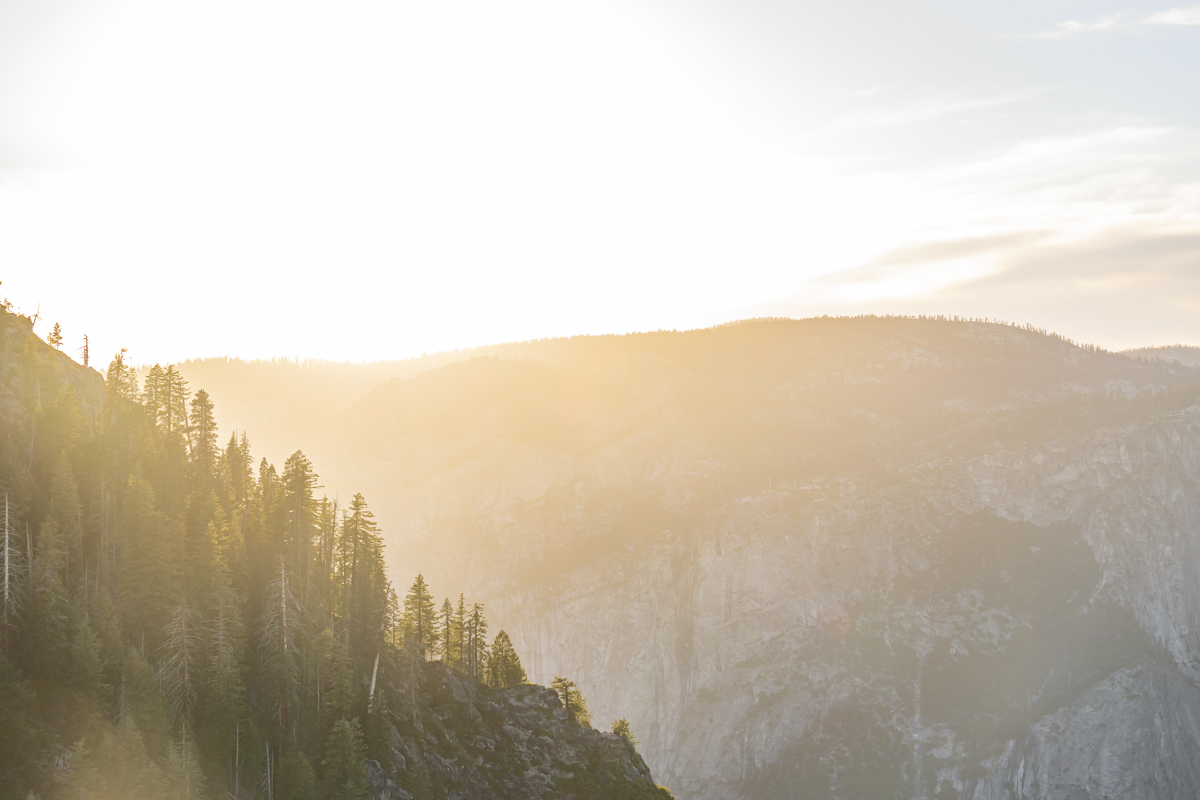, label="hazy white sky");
[2,0,1198,364]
